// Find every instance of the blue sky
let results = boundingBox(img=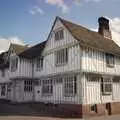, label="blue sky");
[0,0,120,45]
